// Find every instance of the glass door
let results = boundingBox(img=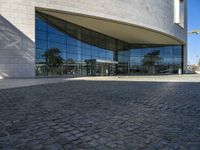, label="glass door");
[86,61,117,76]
